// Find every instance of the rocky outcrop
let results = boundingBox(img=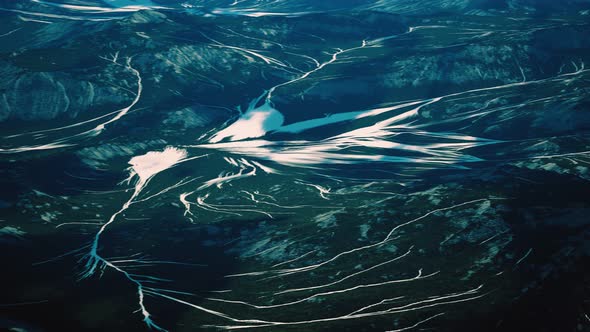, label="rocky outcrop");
[0,61,132,122]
